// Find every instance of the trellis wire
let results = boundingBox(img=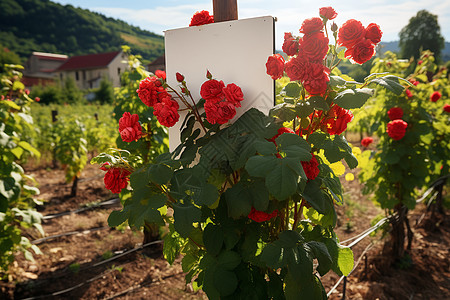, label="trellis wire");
[42,197,119,220]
